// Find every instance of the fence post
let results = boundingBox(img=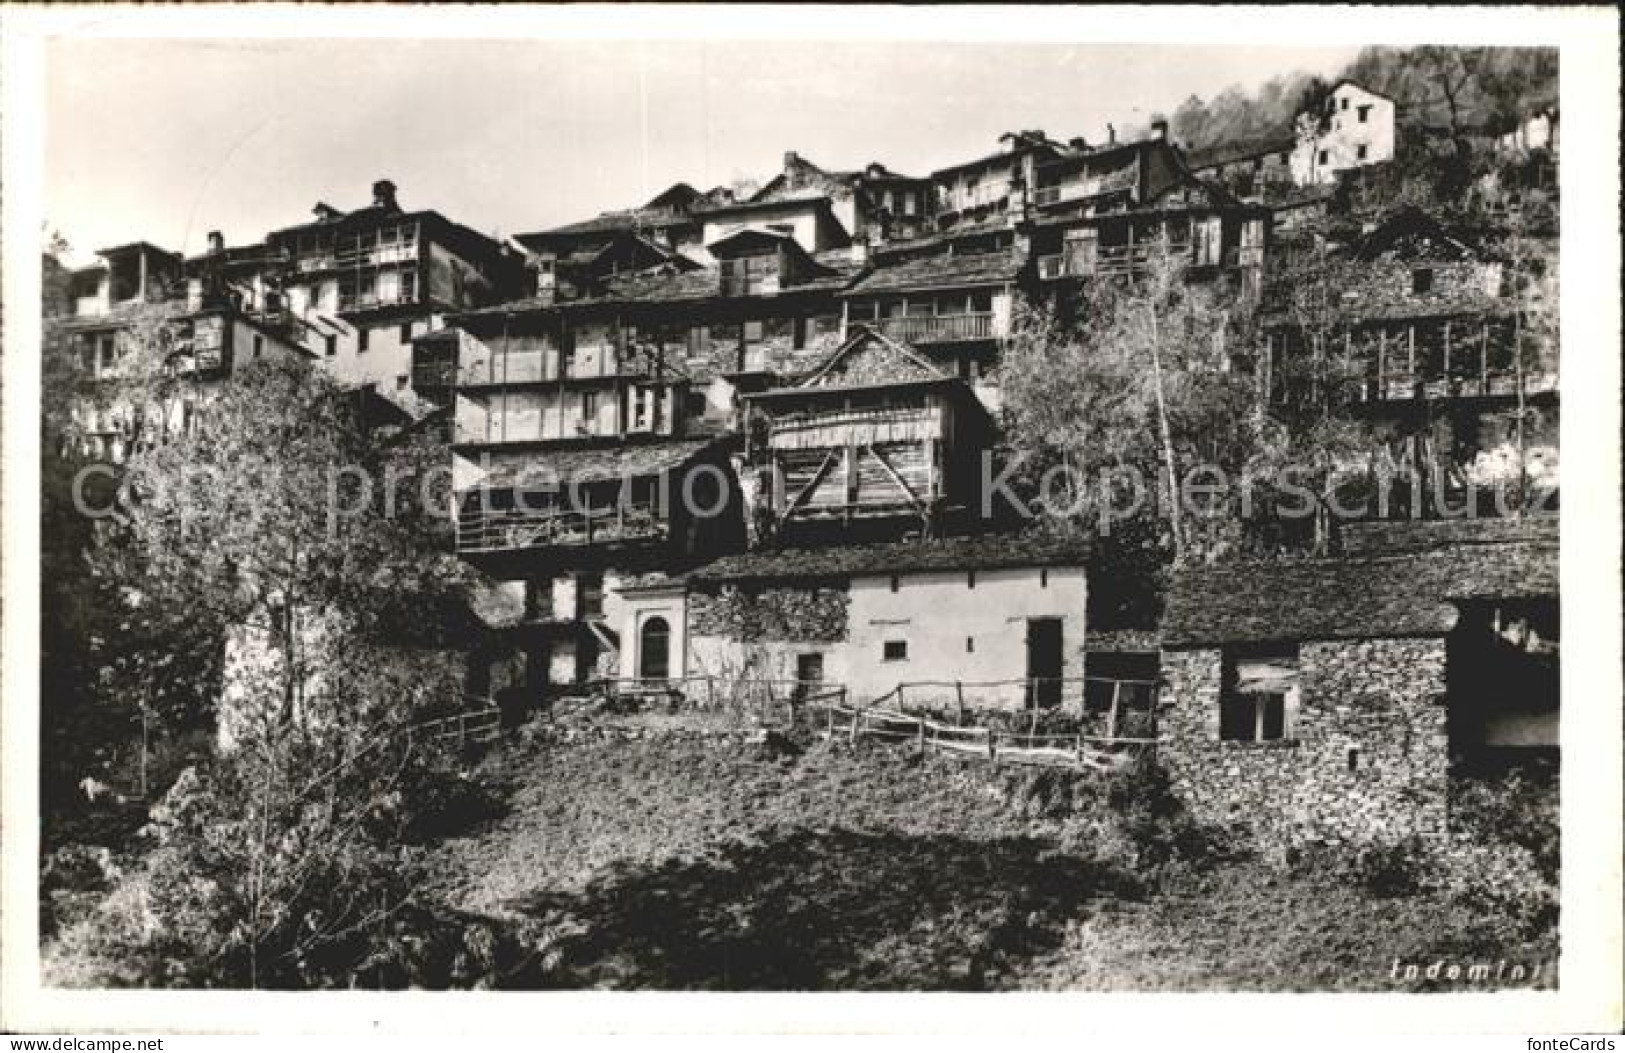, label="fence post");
[987,729,997,766]
[1107,681,1122,741]
[917,716,926,754]
[955,681,965,725]
[850,707,861,745]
